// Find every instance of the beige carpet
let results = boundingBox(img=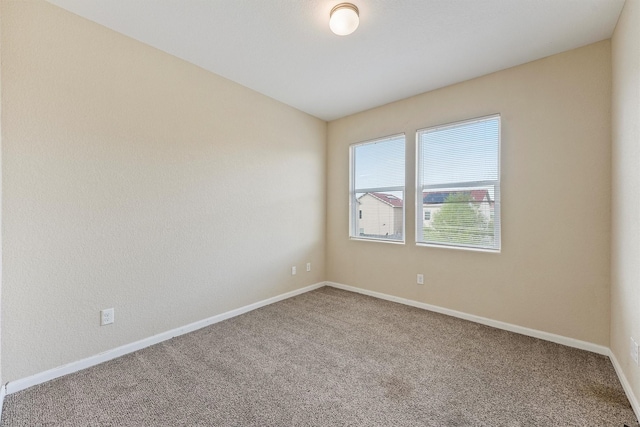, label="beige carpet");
[1,287,638,426]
